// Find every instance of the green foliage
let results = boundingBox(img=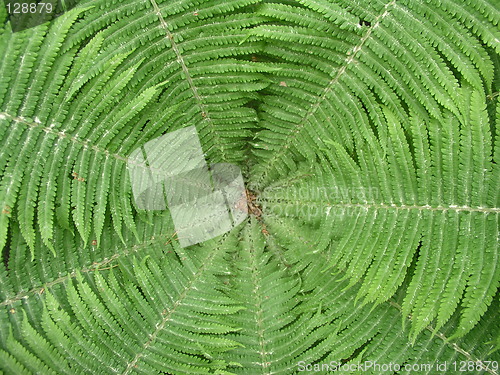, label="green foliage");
[0,0,499,374]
